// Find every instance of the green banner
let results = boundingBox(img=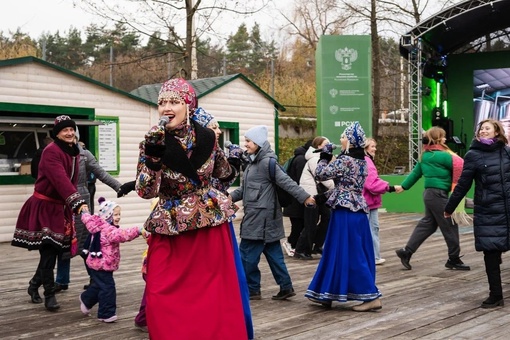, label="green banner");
[316,35,372,142]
